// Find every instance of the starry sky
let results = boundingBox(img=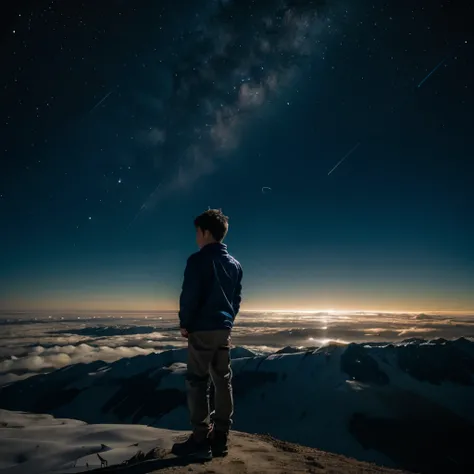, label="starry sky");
[0,0,473,313]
